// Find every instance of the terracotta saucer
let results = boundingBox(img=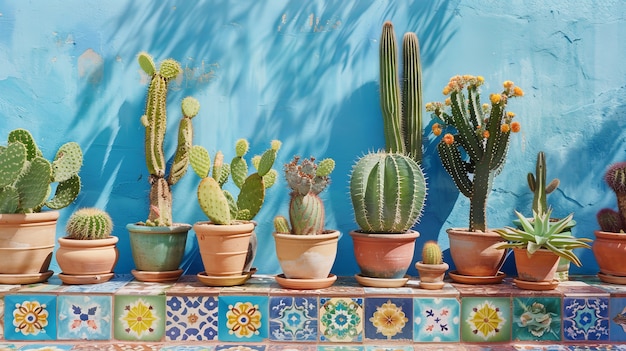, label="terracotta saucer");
[513,278,559,291]
[597,272,626,285]
[419,281,445,290]
[58,273,115,285]
[275,273,337,290]
[354,273,409,288]
[197,268,257,287]
[448,270,506,285]
[131,269,183,282]
[0,270,54,285]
